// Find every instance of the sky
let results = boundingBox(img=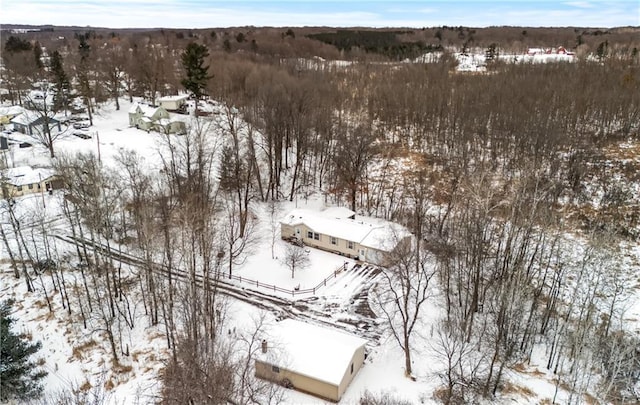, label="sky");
[0,0,638,29]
